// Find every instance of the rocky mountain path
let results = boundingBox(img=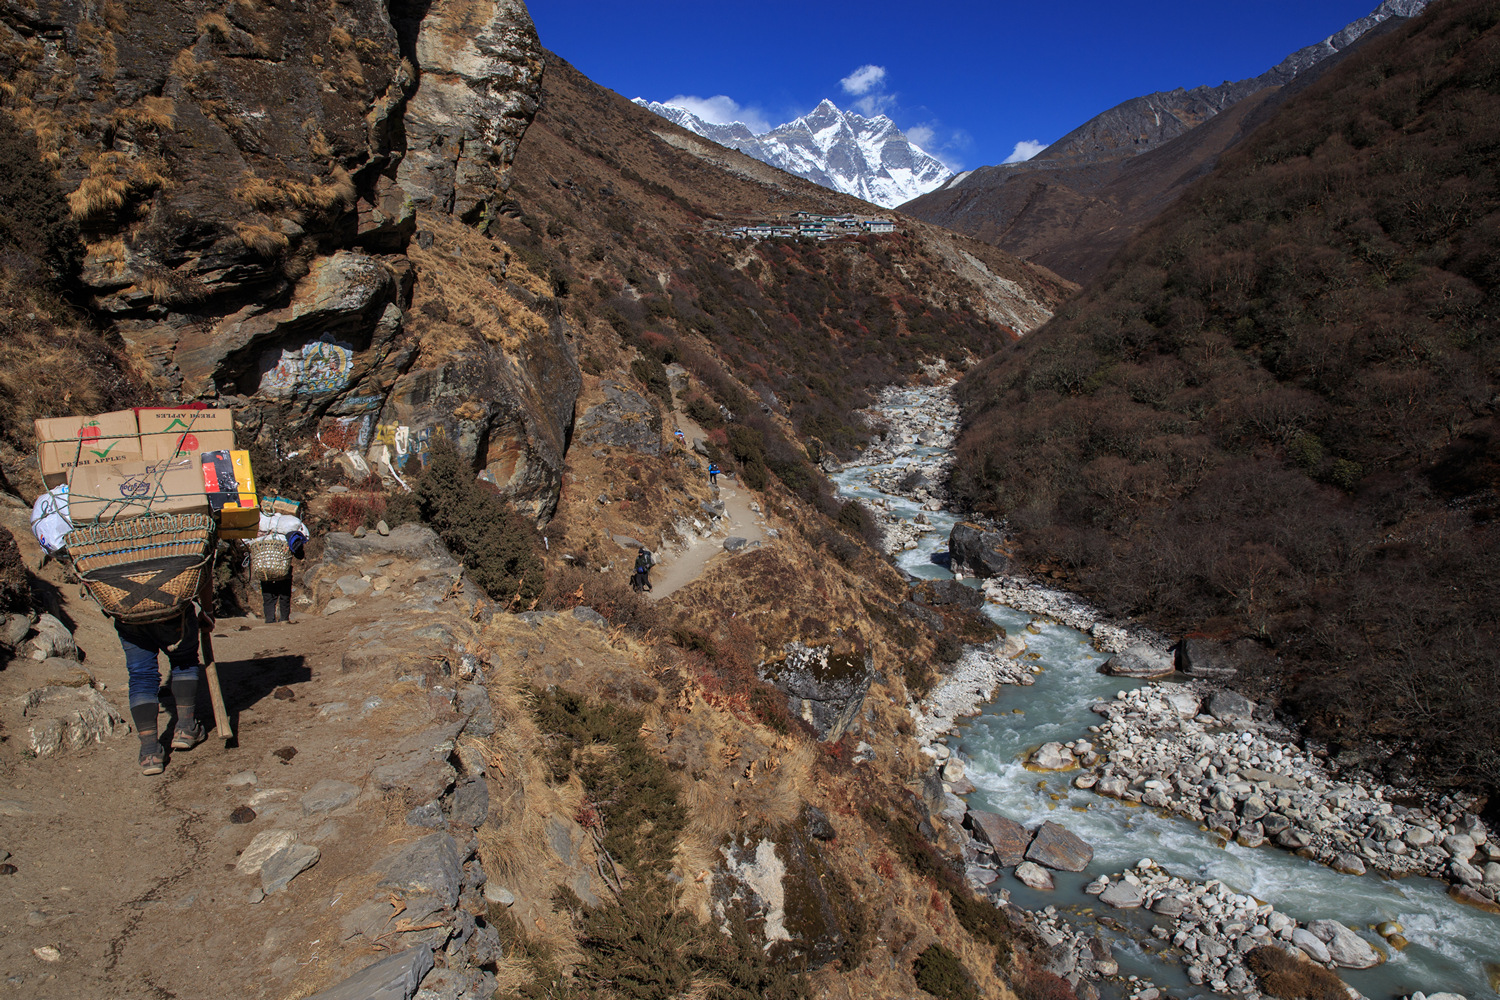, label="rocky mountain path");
[0,515,513,999]
[648,415,766,601]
